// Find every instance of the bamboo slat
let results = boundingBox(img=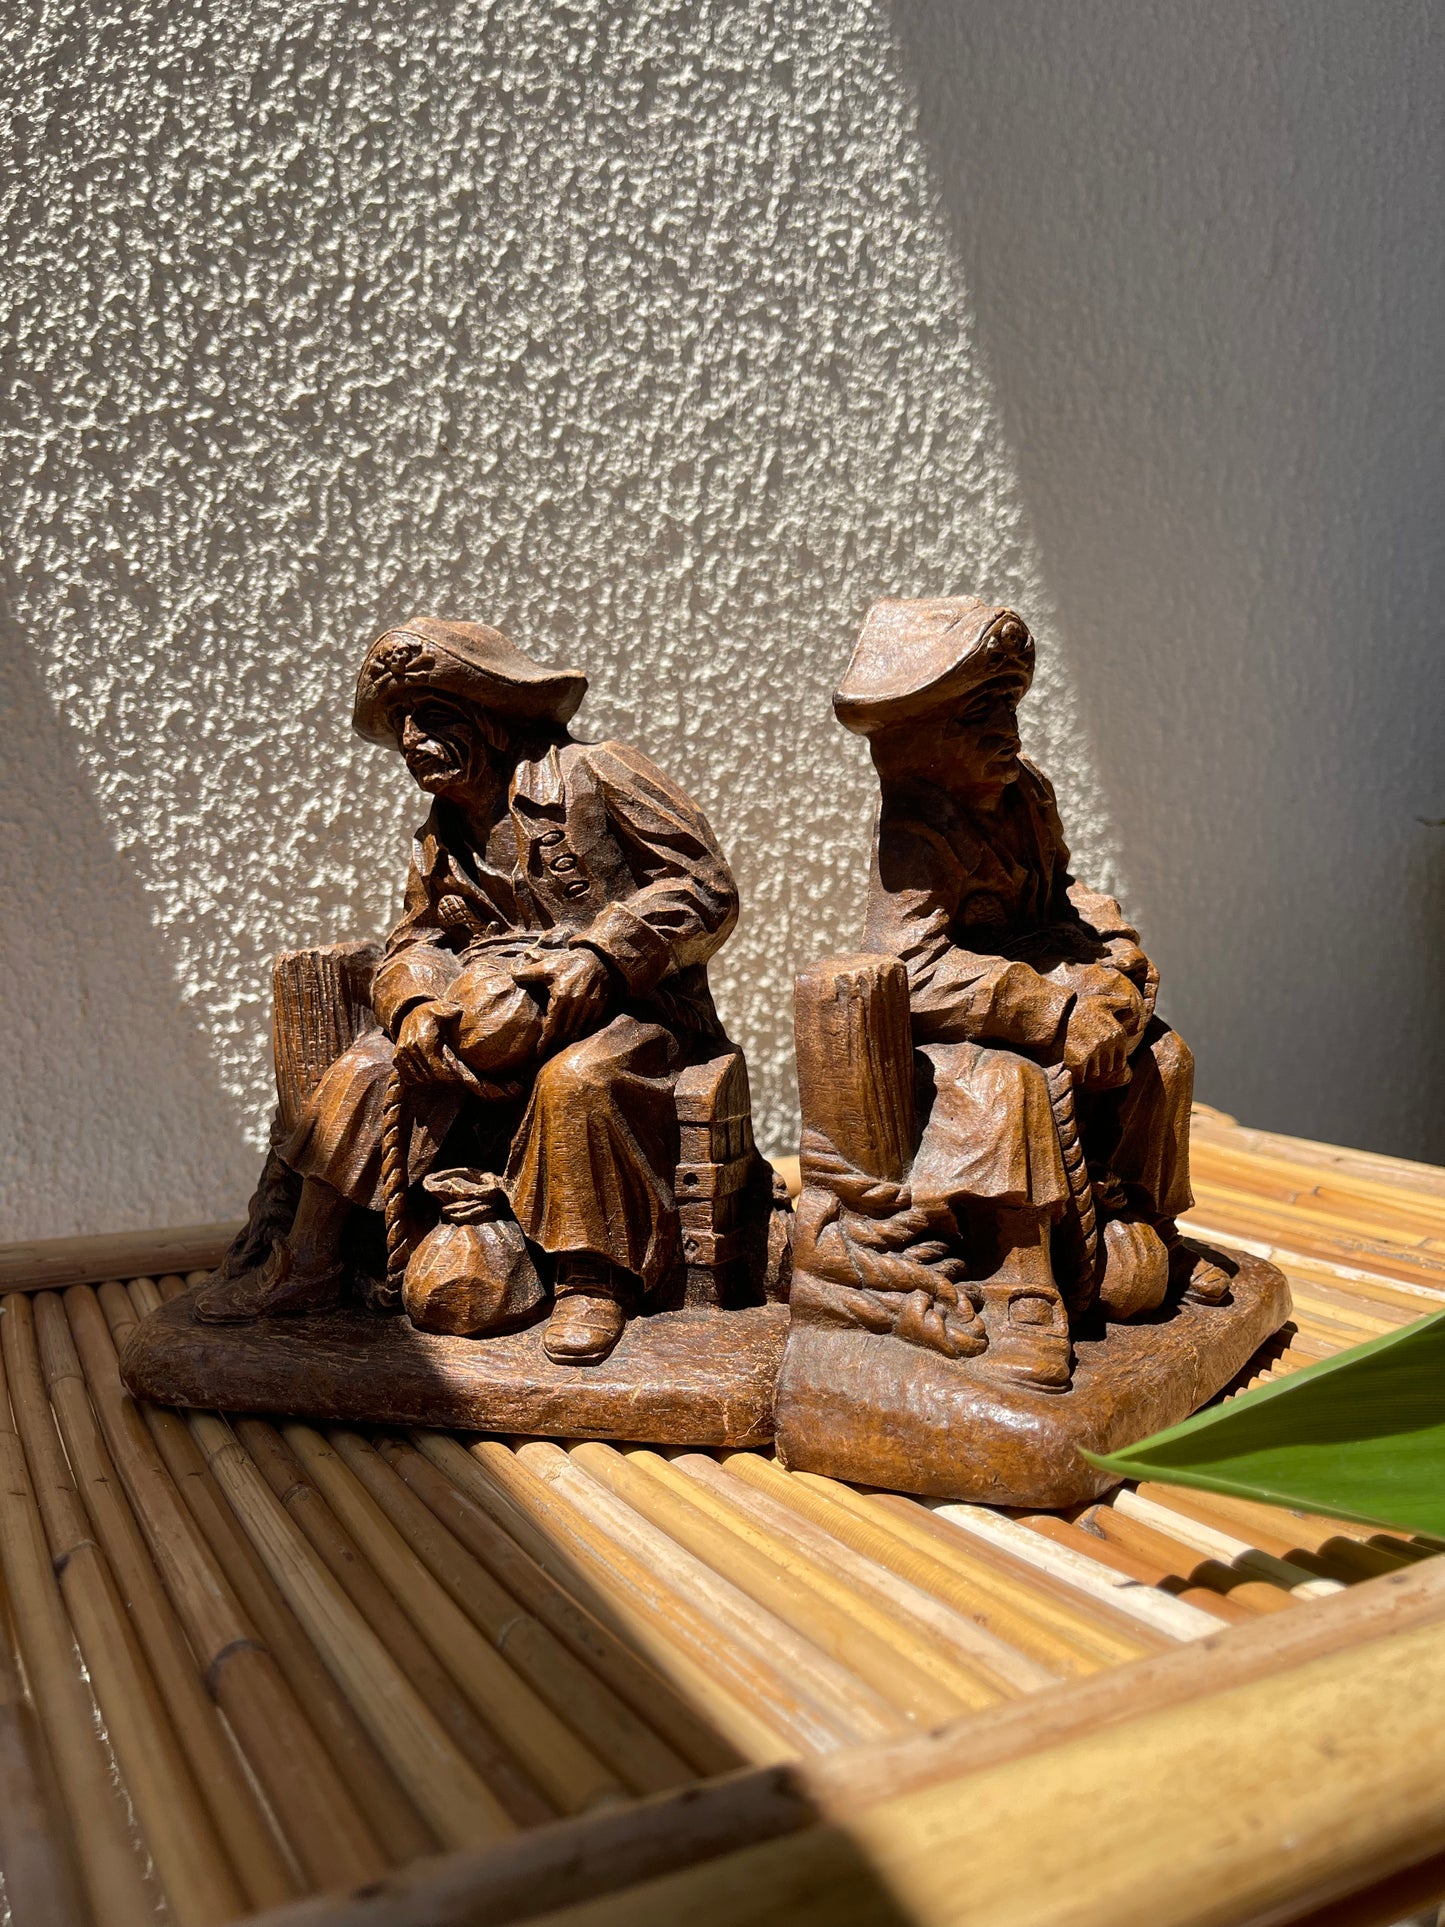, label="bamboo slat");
[0,1223,243,1293]
[568,1440,984,1725]
[926,1499,1232,1637]
[232,1417,554,1828]
[0,1327,155,1927]
[1073,1500,1302,1614]
[666,1448,1051,1698]
[282,1425,622,1816]
[1105,1488,1346,1597]
[514,1439,906,1750]
[394,1432,742,1778]
[1,1293,246,1925]
[31,1290,301,1911]
[190,1410,516,1851]
[452,1433,832,1765]
[1015,1512,1256,1623]
[321,1429,694,1798]
[0,1563,89,1927]
[723,1454,1152,1674]
[63,1282,392,1893]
